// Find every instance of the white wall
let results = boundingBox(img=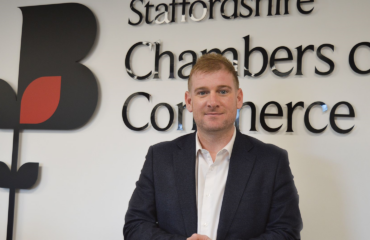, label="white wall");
[0,0,369,239]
